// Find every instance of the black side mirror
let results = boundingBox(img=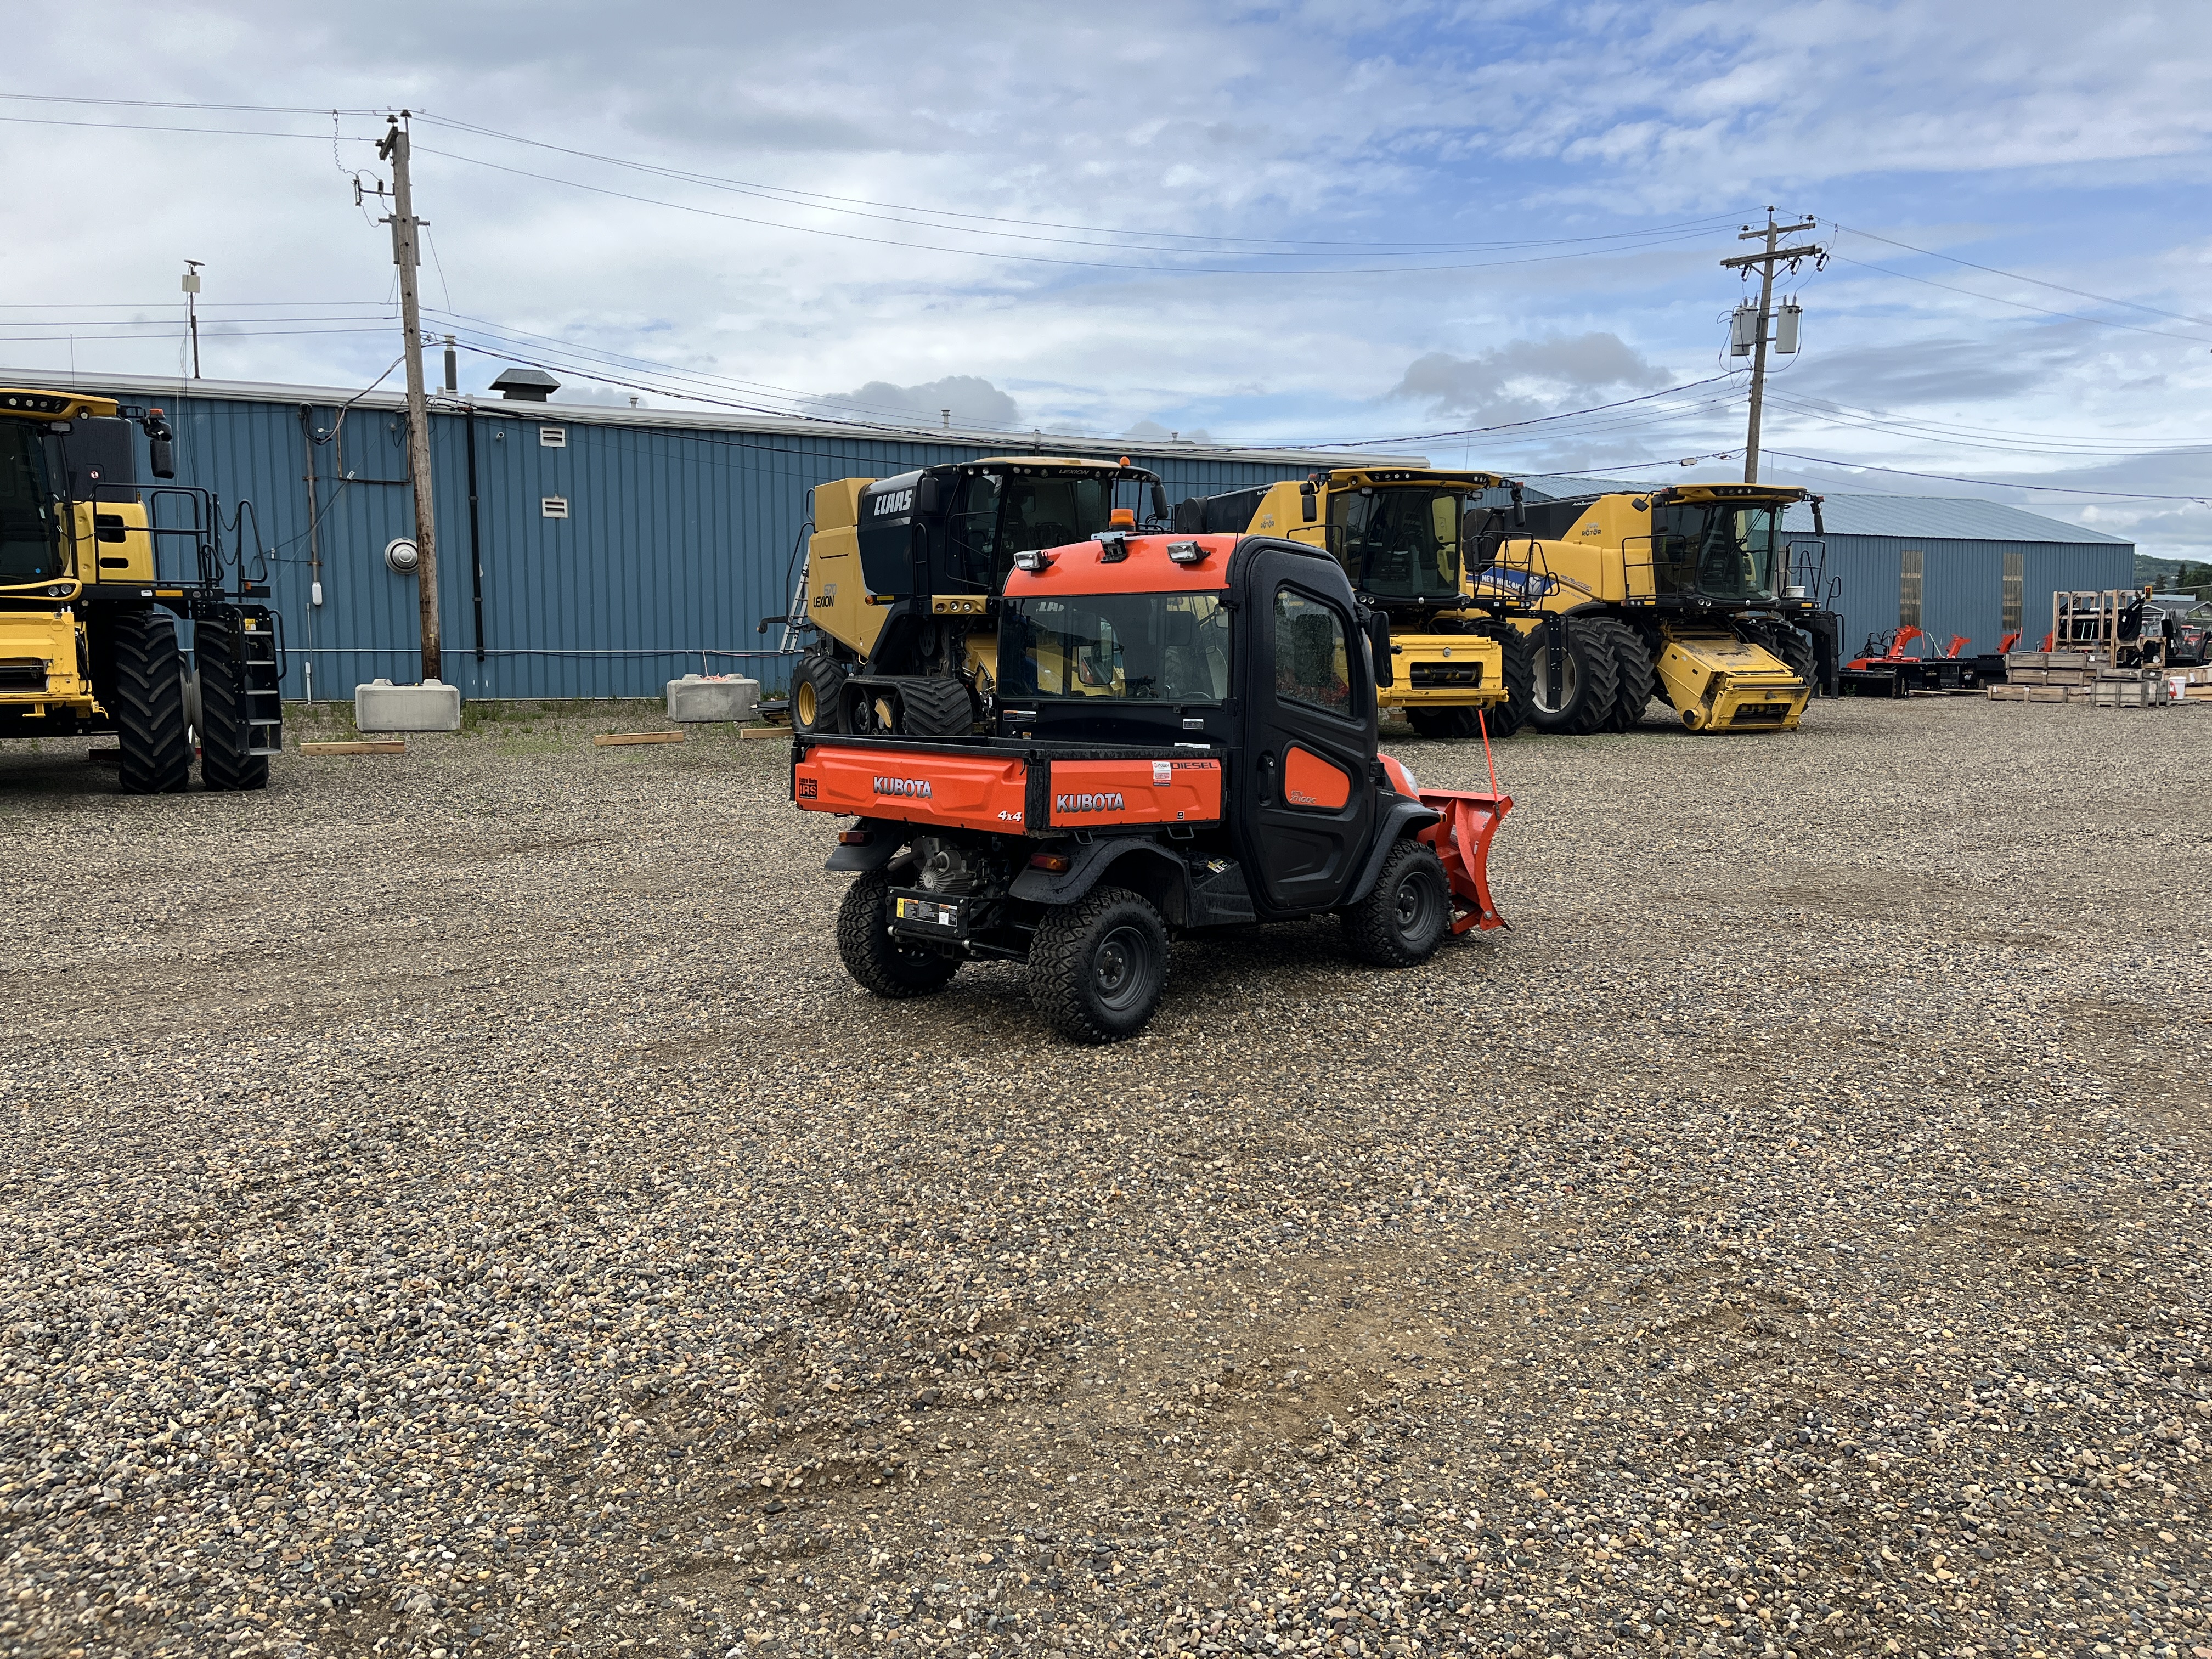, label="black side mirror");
[1510,481,1526,529]
[1299,479,1318,523]
[1149,481,1170,523]
[1810,493,1825,537]
[149,436,176,479]
[915,475,941,515]
[1363,607,1393,687]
